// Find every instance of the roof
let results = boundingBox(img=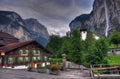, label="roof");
[0,40,51,54]
[0,31,19,40]
[80,29,87,31]
[0,31,19,46]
